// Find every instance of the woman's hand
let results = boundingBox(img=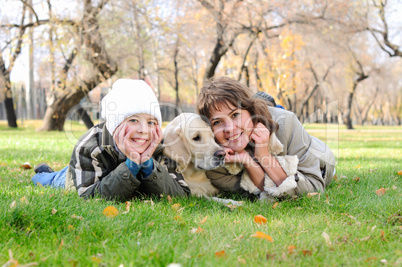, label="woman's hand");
[139,125,163,164]
[222,146,253,166]
[113,123,141,164]
[250,122,271,164]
